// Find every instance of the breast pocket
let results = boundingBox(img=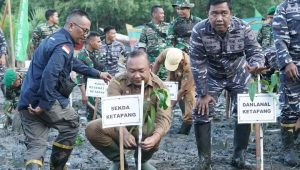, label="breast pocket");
[287,14,300,35]
[202,37,221,53]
